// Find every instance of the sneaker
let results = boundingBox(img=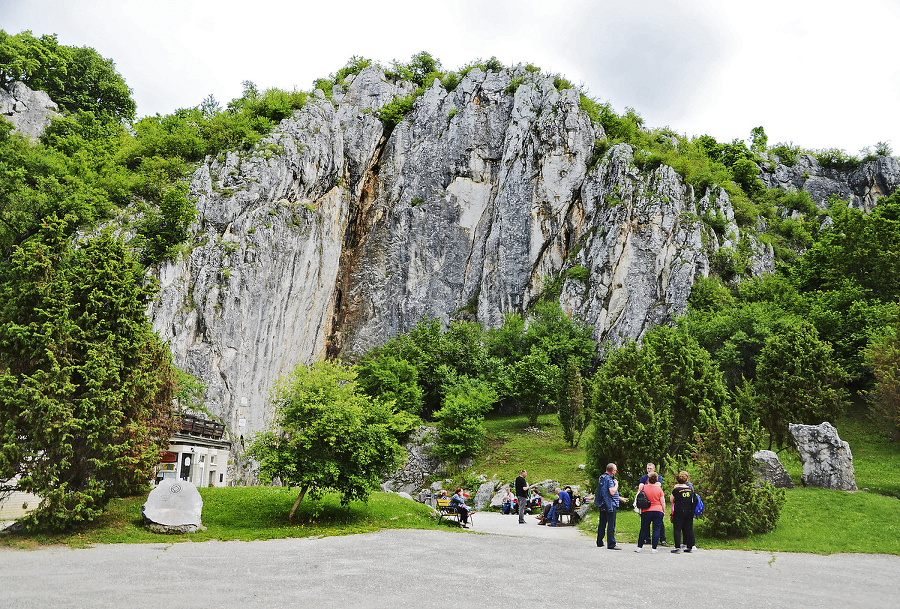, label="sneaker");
[684,549,693,553]
[549,523,557,527]
[608,546,622,550]
[519,521,526,524]
[660,540,668,547]
[634,548,642,553]
[671,549,681,554]
[650,549,658,554]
